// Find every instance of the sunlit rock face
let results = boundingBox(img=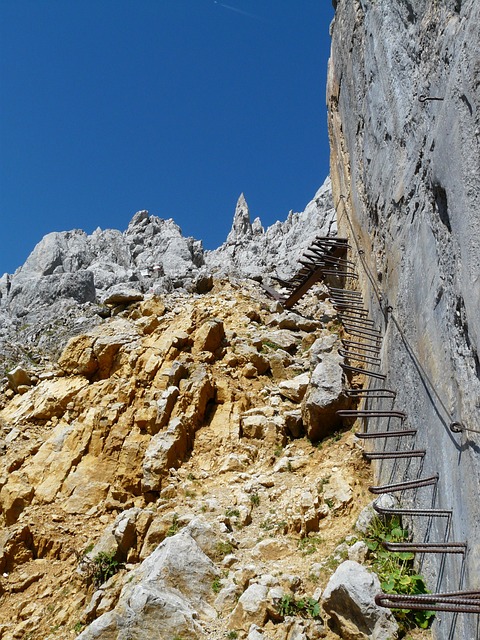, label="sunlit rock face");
[328,3,480,637]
